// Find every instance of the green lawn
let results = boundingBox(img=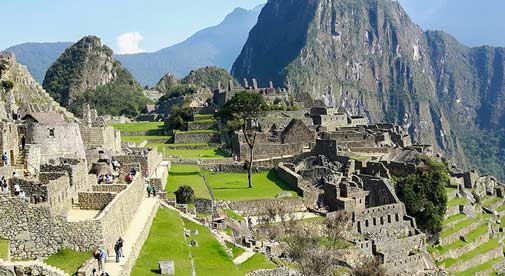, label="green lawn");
[112,122,164,132]
[166,165,211,199]
[121,136,171,144]
[147,141,228,159]
[183,219,241,276]
[438,238,500,268]
[440,216,480,239]
[434,223,489,254]
[238,253,276,274]
[131,208,192,276]
[225,241,245,258]
[0,239,8,260]
[448,197,467,207]
[204,170,299,201]
[44,249,92,275]
[443,214,466,226]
